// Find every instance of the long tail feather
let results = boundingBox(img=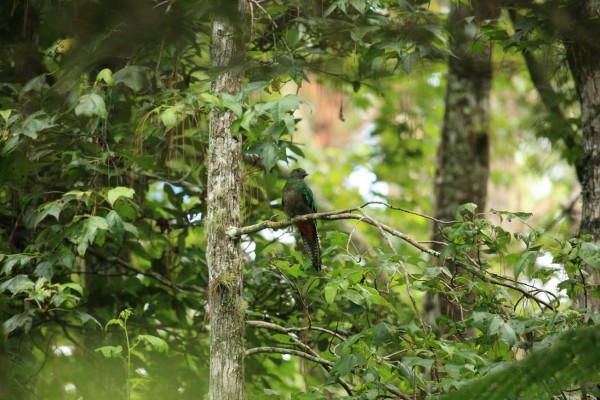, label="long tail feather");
[296,221,321,270]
